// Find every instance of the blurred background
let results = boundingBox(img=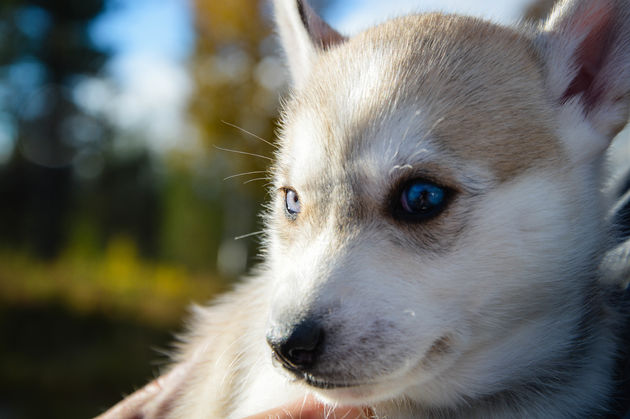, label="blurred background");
[0,0,628,417]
